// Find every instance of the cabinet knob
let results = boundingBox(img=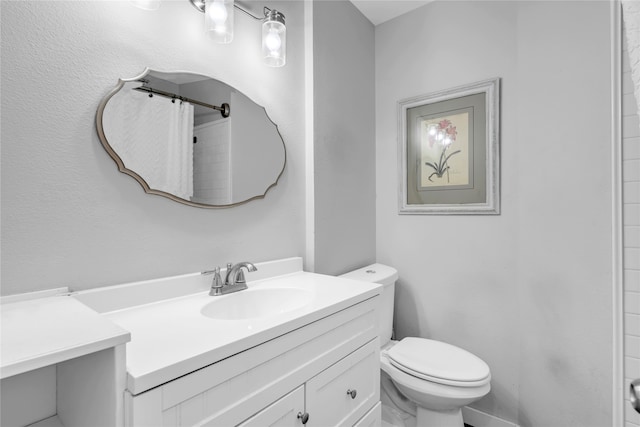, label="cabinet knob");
[346,389,357,399]
[297,411,309,424]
